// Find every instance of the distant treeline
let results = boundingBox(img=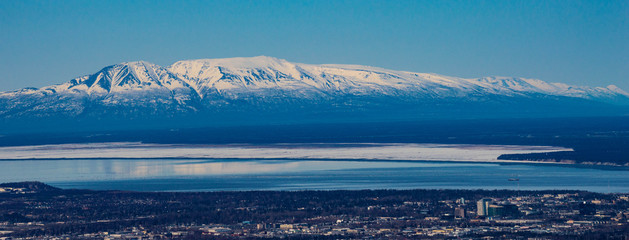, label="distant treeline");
[498,125,629,166]
[498,151,629,166]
